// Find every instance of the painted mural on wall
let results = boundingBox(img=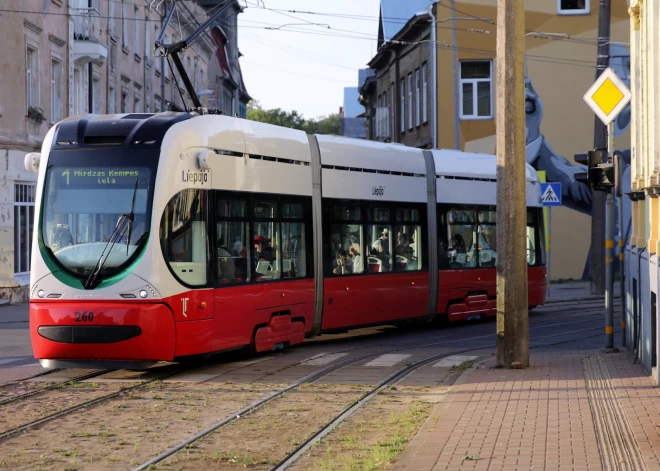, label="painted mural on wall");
[524,45,632,279]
